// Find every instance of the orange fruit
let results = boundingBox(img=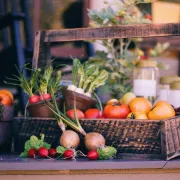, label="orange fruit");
[127,112,148,120]
[0,89,14,101]
[148,101,175,120]
[129,97,152,114]
[0,89,14,105]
